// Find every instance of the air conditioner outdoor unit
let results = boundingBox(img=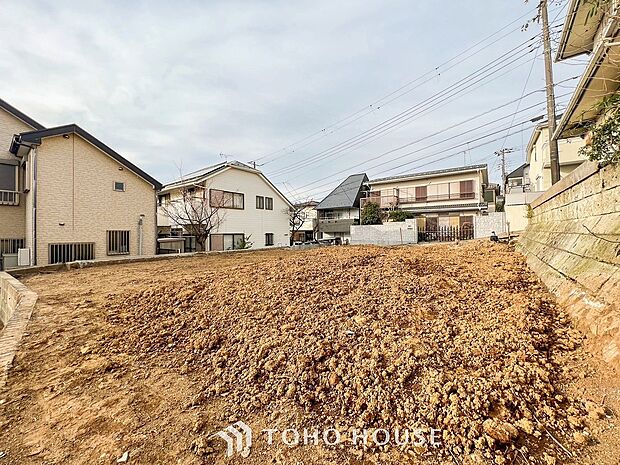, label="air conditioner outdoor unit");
[17,248,31,267]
